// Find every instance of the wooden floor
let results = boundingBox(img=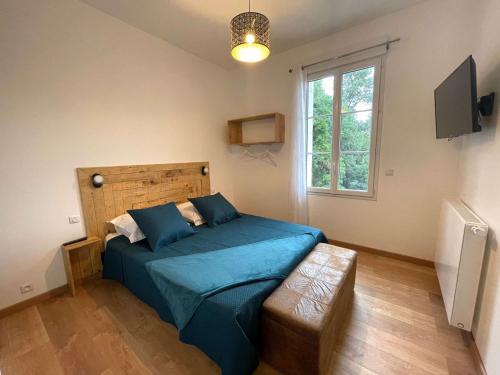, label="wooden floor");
[0,251,478,375]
